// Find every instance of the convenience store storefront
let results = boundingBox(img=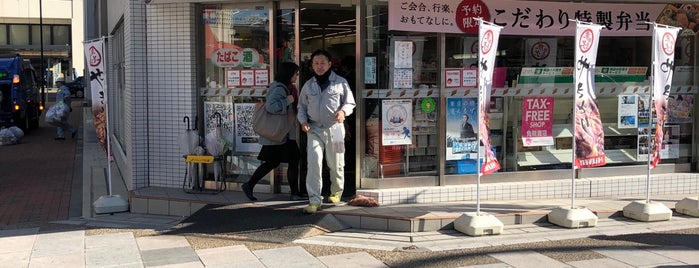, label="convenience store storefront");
[125,0,698,201]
